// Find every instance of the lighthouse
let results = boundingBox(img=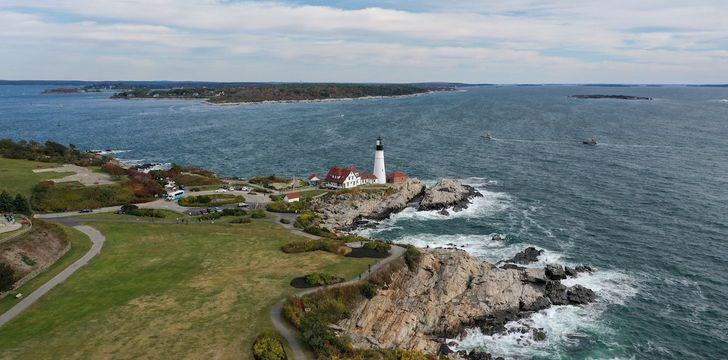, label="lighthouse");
[373,136,386,184]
